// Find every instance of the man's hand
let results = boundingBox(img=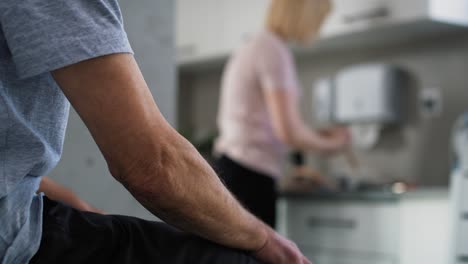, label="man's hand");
[254,229,312,264]
[38,177,104,214]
